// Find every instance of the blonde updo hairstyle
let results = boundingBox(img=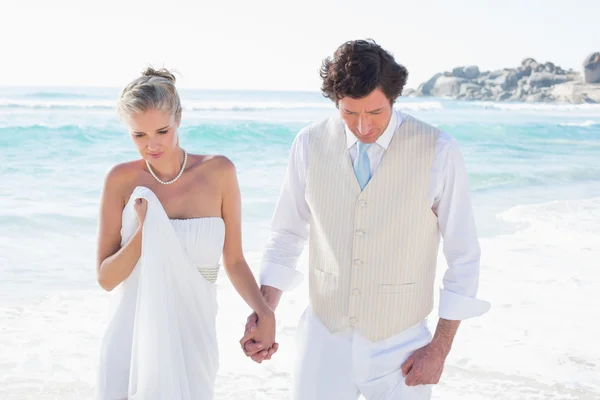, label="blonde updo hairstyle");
[117,67,182,122]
